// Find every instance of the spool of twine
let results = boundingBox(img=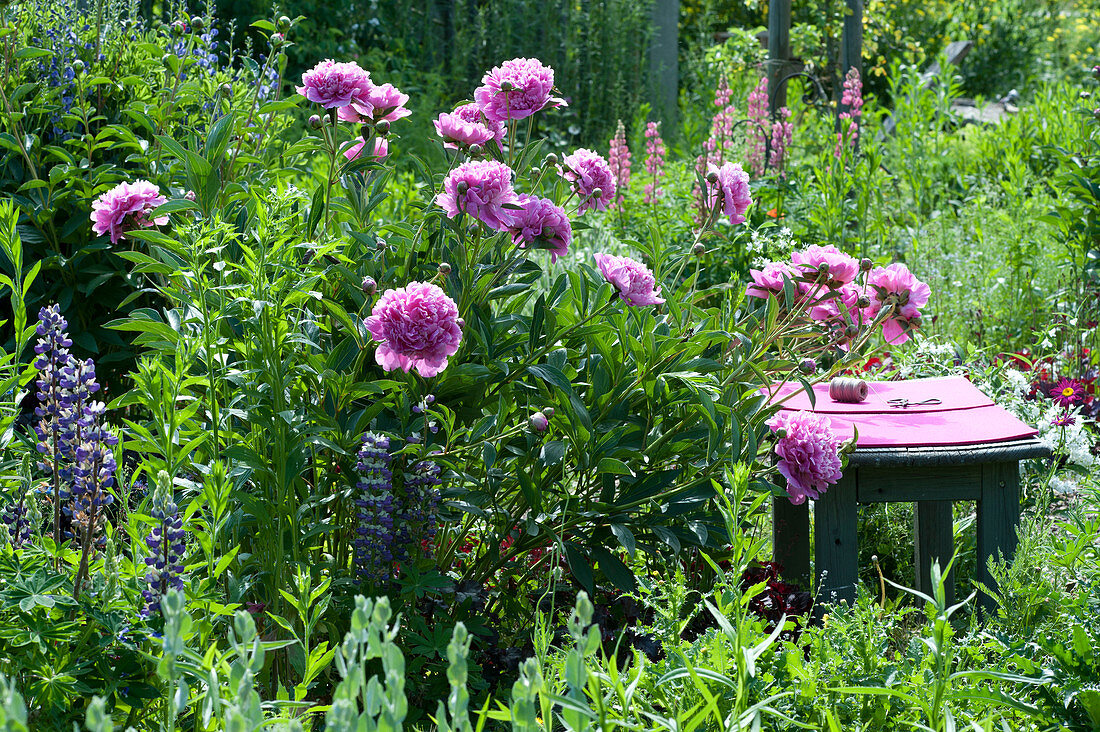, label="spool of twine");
[829,377,868,403]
